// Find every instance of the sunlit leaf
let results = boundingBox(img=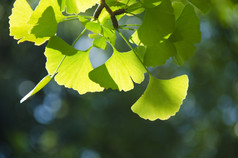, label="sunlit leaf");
[21,6,58,45]
[45,36,104,94]
[91,35,107,50]
[131,75,189,121]
[20,75,53,103]
[78,16,117,45]
[9,0,33,41]
[28,0,64,24]
[89,47,146,91]
[98,7,125,30]
[9,0,64,45]
[60,0,99,14]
